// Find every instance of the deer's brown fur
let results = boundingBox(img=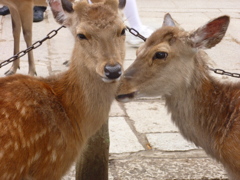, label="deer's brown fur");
[0,0,126,179]
[116,14,240,179]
